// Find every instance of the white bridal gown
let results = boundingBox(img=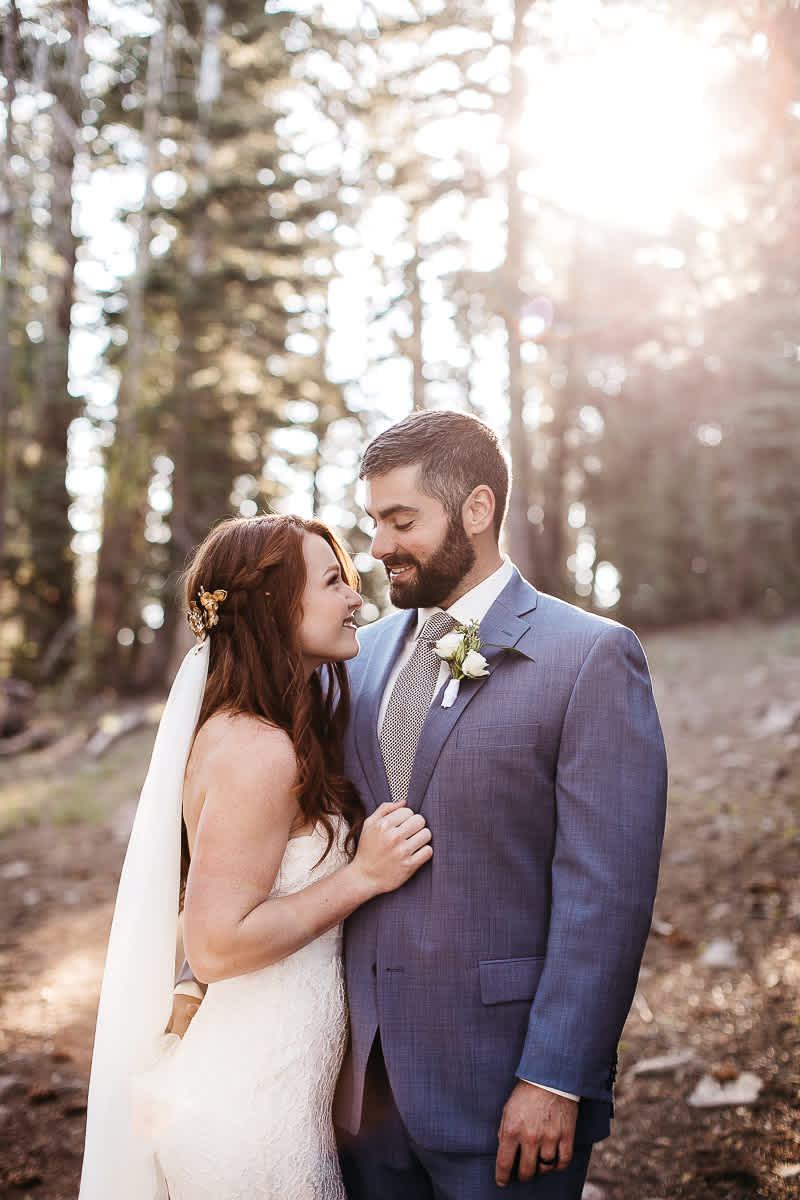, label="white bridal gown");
[135,822,349,1200]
